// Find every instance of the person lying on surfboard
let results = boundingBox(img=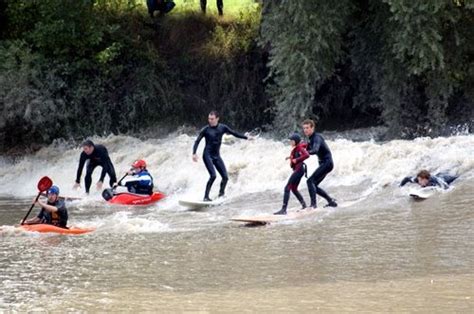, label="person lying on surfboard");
[74,140,117,194]
[400,170,457,189]
[192,110,253,202]
[274,133,309,215]
[22,185,68,228]
[302,119,337,208]
[113,159,154,195]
